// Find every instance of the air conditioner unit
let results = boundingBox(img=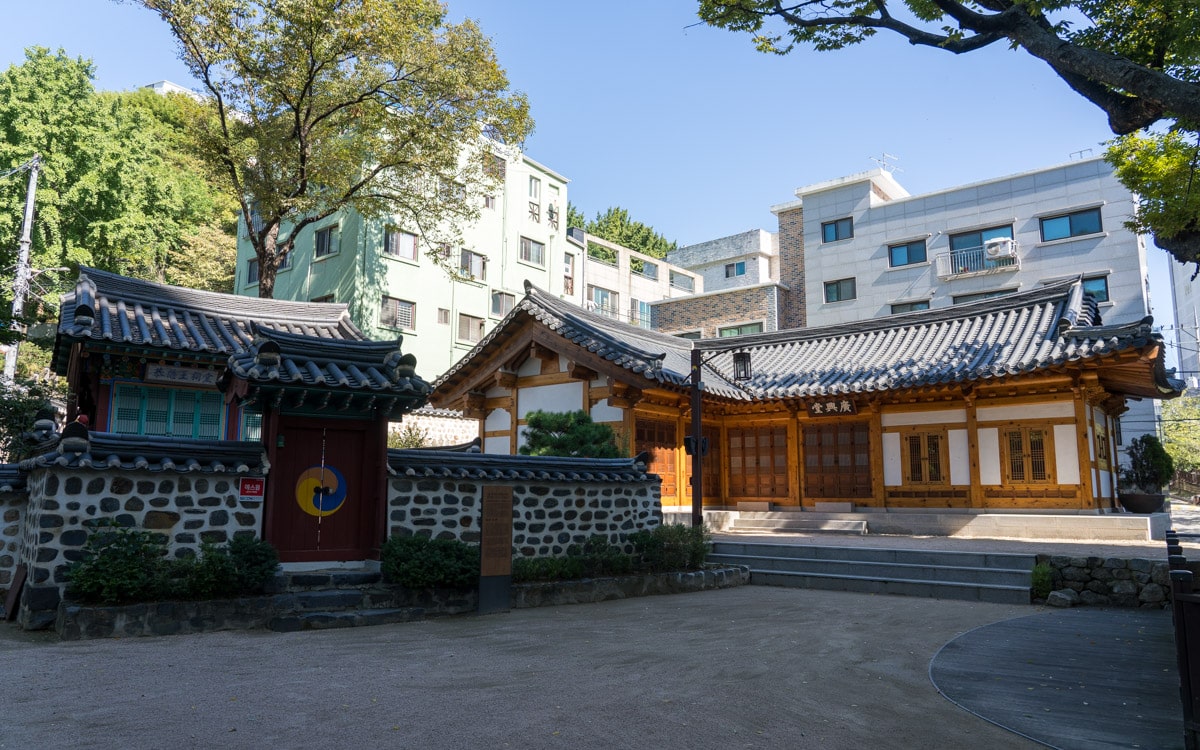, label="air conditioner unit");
[984,237,1017,258]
